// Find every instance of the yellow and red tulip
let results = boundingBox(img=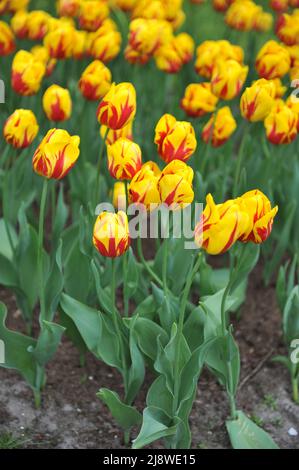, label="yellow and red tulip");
[107,138,142,180]
[194,194,250,255]
[256,40,290,79]
[111,182,127,211]
[195,40,244,79]
[286,96,299,131]
[240,79,276,122]
[26,10,50,41]
[270,0,289,11]
[158,159,194,209]
[87,22,122,63]
[44,23,74,59]
[128,18,172,56]
[0,20,15,55]
[43,84,72,122]
[225,0,261,31]
[211,59,248,100]
[57,0,81,17]
[276,12,299,47]
[100,122,133,145]
[202,106,237,147]
[154,113,197,163]
[79,60,111,101]
[3,109,39,149]
[11,50,45,96]
[97,82,136,131]
[129,161,161,211]
[181,82,218,118]
[32,129,80,179]
[264,100,298,145]
[237,190,279,244]
[78,0,109,32]
[93,211,130,258]
[10,10,28,39]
